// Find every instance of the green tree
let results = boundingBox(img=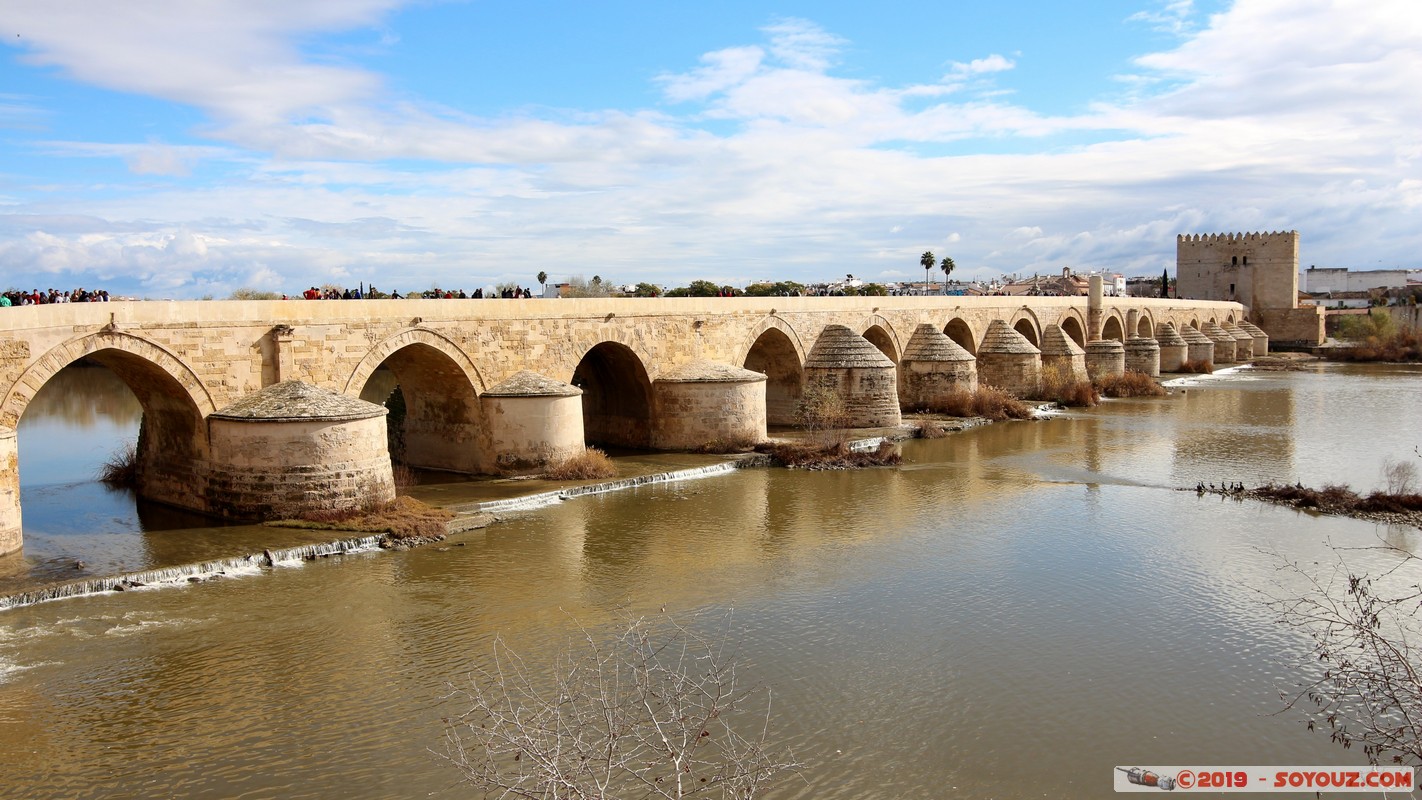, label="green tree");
[1161,269,1169,298]
[537,270,548,291]
[632,282,661,297]
[666,279,723,297]
[920,251,936,285]
[940,256,955,283]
